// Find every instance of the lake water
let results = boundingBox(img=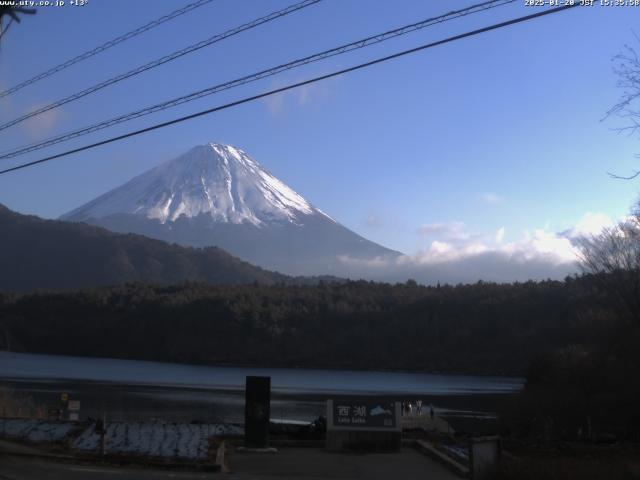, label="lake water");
[0,352,523,424]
